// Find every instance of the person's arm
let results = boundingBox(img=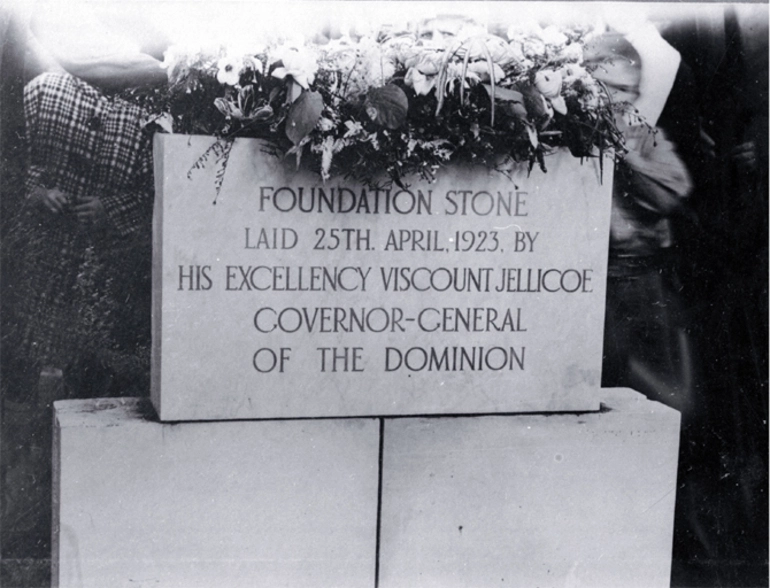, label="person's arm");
[23,73,48,195]
[623,23,680,128]
[74,130,156,236]
[29,2,167,91]
[620,126,693,215]
[54,53,167,92]
[24,71,155,230]
[603,11,681,128]
[99,187,154,236]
